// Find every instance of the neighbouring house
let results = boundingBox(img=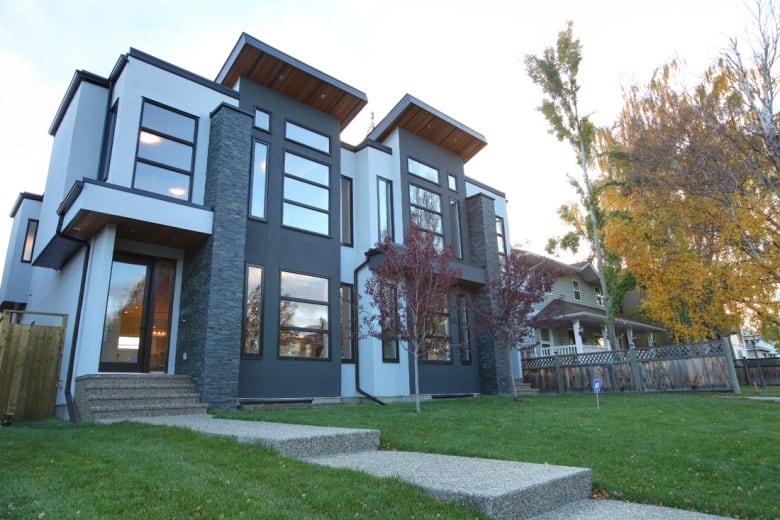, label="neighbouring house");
[730,330,778,360]
[519,253,665,363]
[0,33,516,419]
